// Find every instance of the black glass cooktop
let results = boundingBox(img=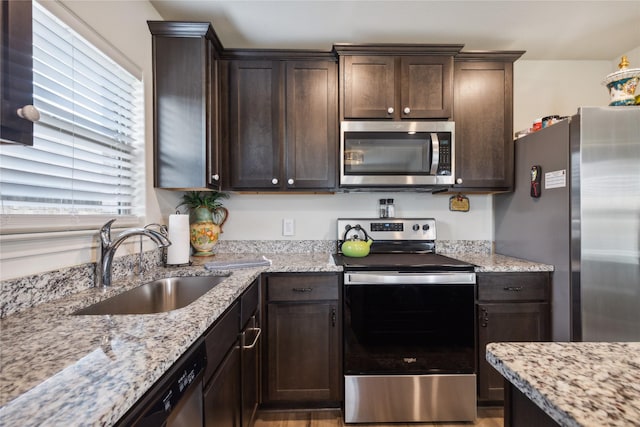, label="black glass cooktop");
[333,253,475,272]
